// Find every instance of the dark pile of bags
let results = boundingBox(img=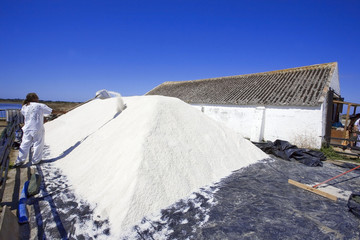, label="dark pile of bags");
[253,139,326,167]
